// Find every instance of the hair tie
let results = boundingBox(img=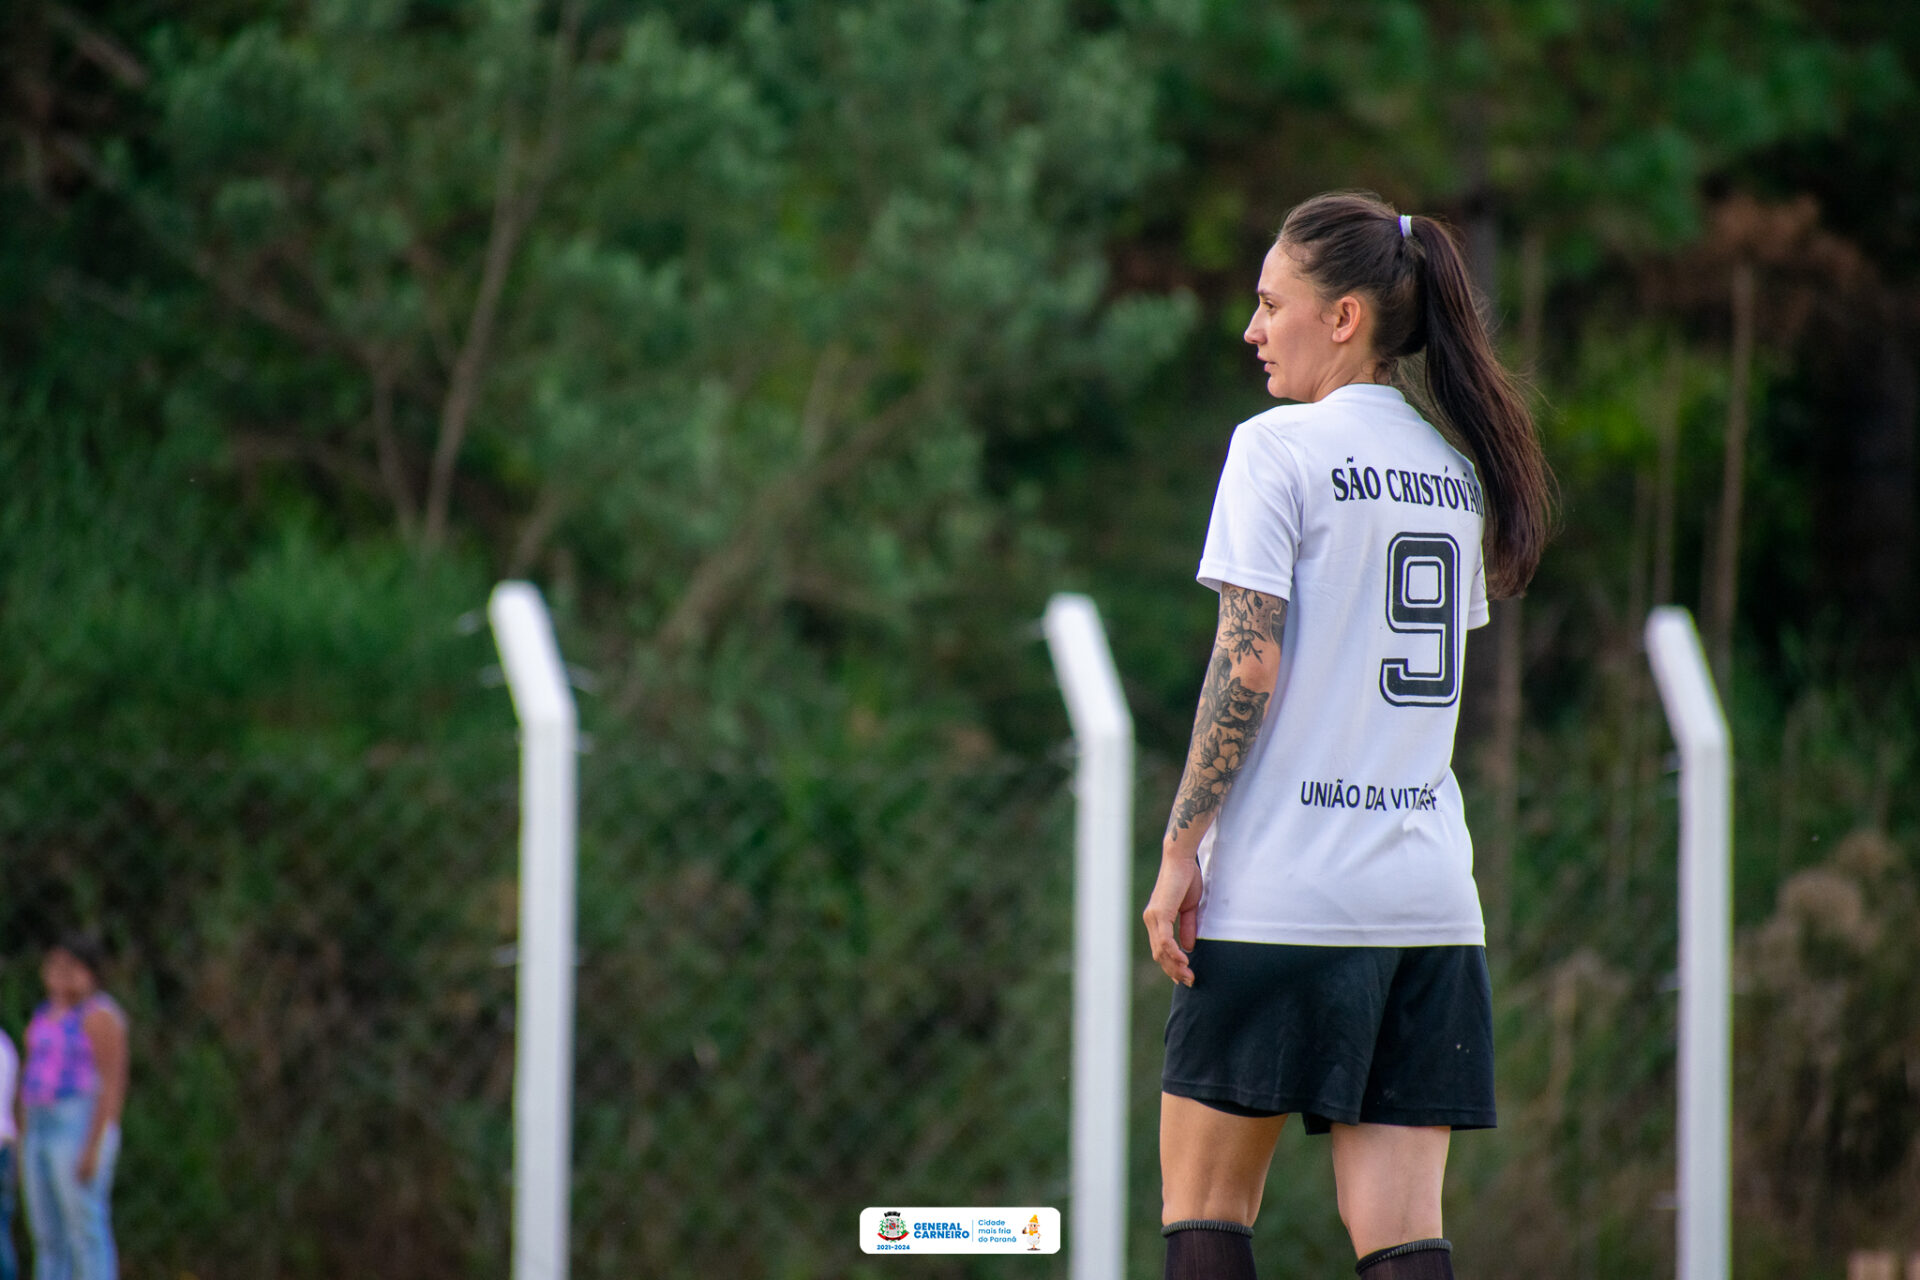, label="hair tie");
[1399,214,1413,239]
